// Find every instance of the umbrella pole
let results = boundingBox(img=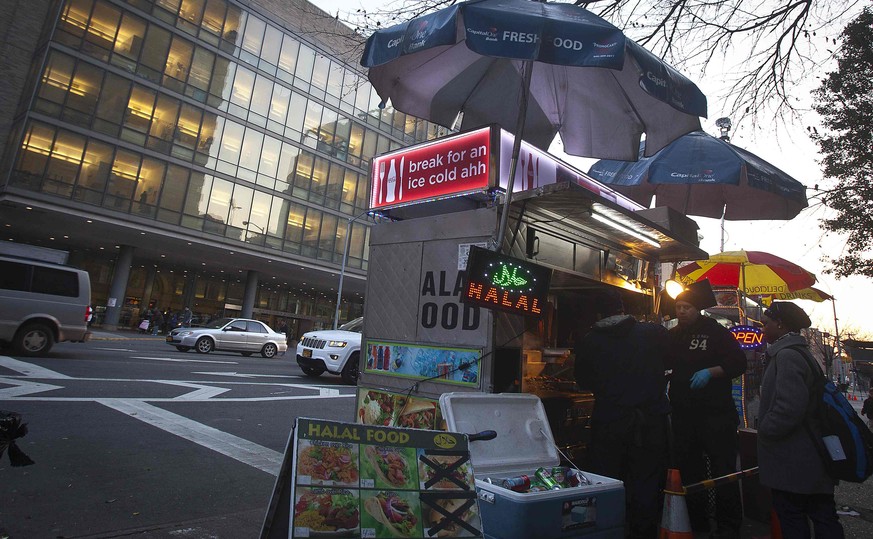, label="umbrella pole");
[739,263,748,324]
[832,297,841,381]
[492,60,534,253]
